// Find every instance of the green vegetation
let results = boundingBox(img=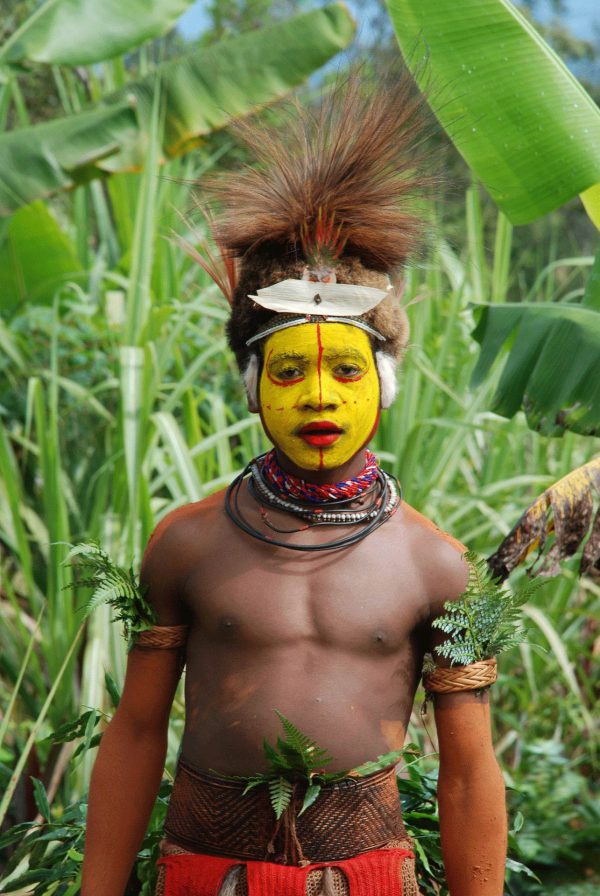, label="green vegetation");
[389,0,600,437]
[228,712,405,819]
[0,1,599,895]
[65,543,155,645]
[432,551,534,666]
